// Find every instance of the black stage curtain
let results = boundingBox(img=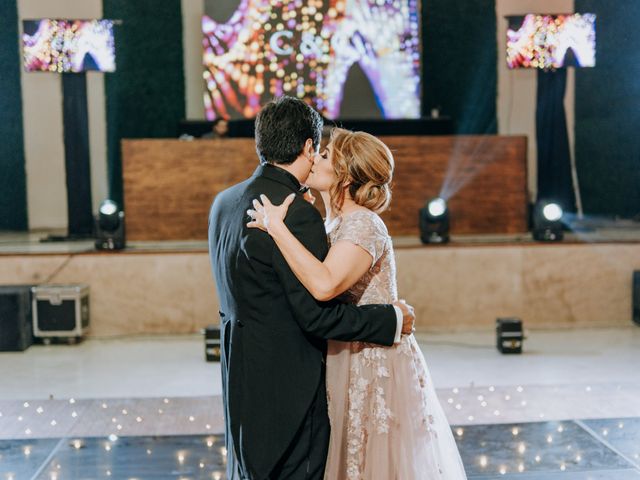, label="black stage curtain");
[422,0,497,134]
[103,0,185,208]
[0,0,27,230]
[536,69,576,212]
[575,0,640,217]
